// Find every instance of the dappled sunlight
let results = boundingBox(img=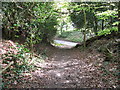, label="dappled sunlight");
[2,1,119,88]
[5,38,119,88]
[28,49,107,88]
